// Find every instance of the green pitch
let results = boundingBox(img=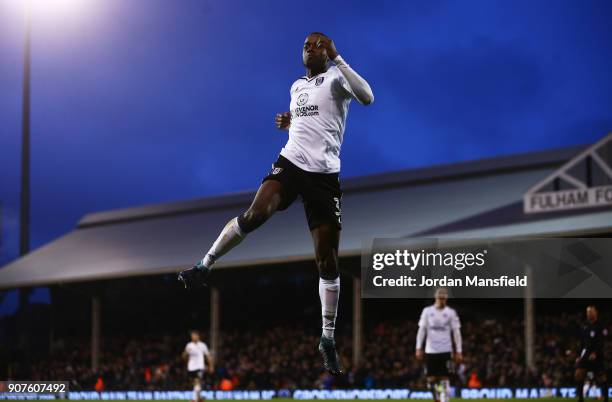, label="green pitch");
[80,399,575,402]
[270,398,572,402]
[267,399,570,402]
[248,400,570,402]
